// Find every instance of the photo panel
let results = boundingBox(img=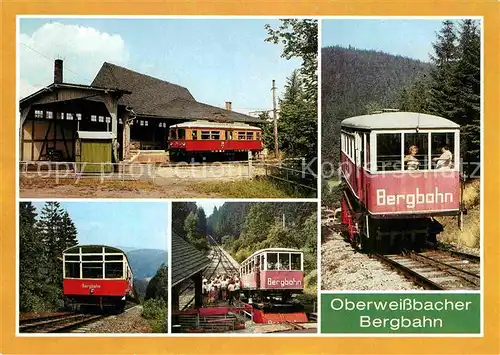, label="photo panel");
[18,201,169,334]
[320,18,482,335]
[170,201,318,334]
[18,18,318,199]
